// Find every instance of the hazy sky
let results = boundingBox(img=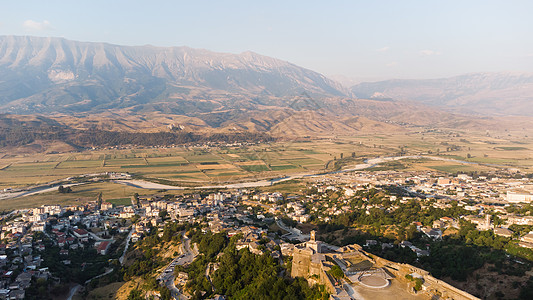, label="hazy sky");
[1,0,532,82]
